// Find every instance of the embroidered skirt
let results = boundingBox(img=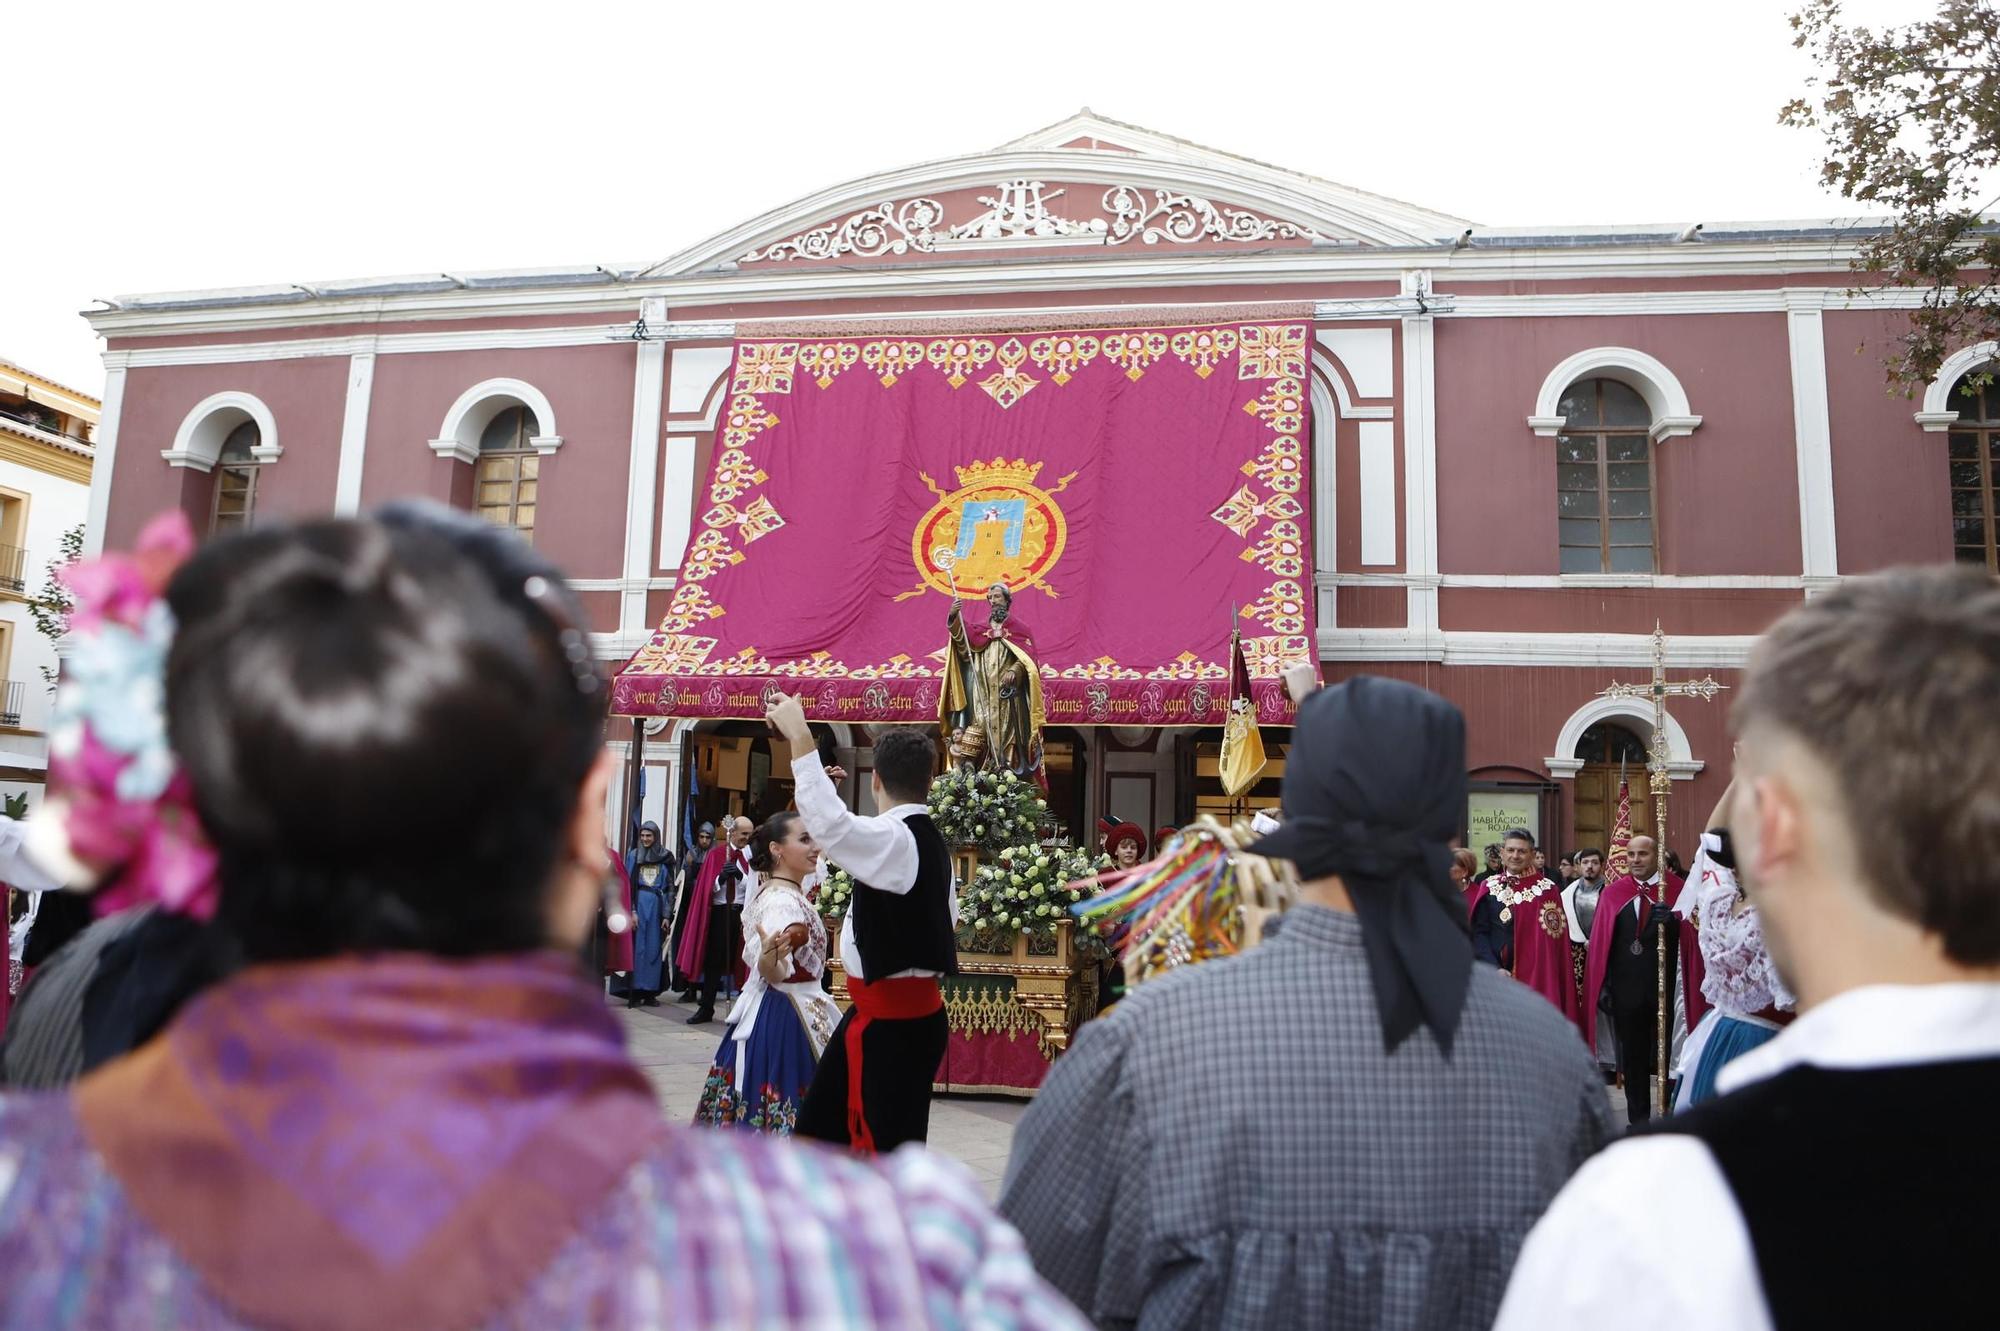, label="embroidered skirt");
[693,984,835,1135]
